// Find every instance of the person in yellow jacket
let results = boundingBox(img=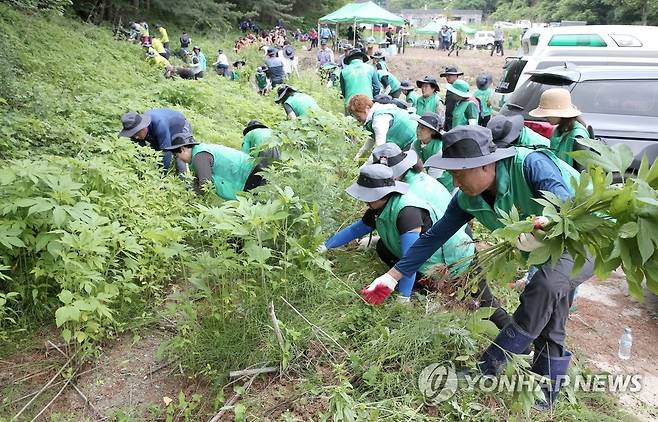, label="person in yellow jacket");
[154,23,170,52]
[151,37,169,59]
[146,50,170,69]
